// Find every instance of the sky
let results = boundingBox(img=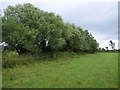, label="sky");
[0,0,119,50]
